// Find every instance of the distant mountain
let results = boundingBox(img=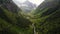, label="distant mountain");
[19,0,36,13]
[23,0,36,9]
